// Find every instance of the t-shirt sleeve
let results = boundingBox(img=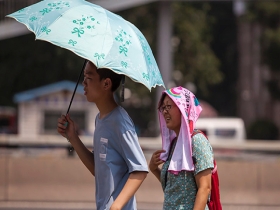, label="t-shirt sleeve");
[120,130,149,173]
[192,133,214,176]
